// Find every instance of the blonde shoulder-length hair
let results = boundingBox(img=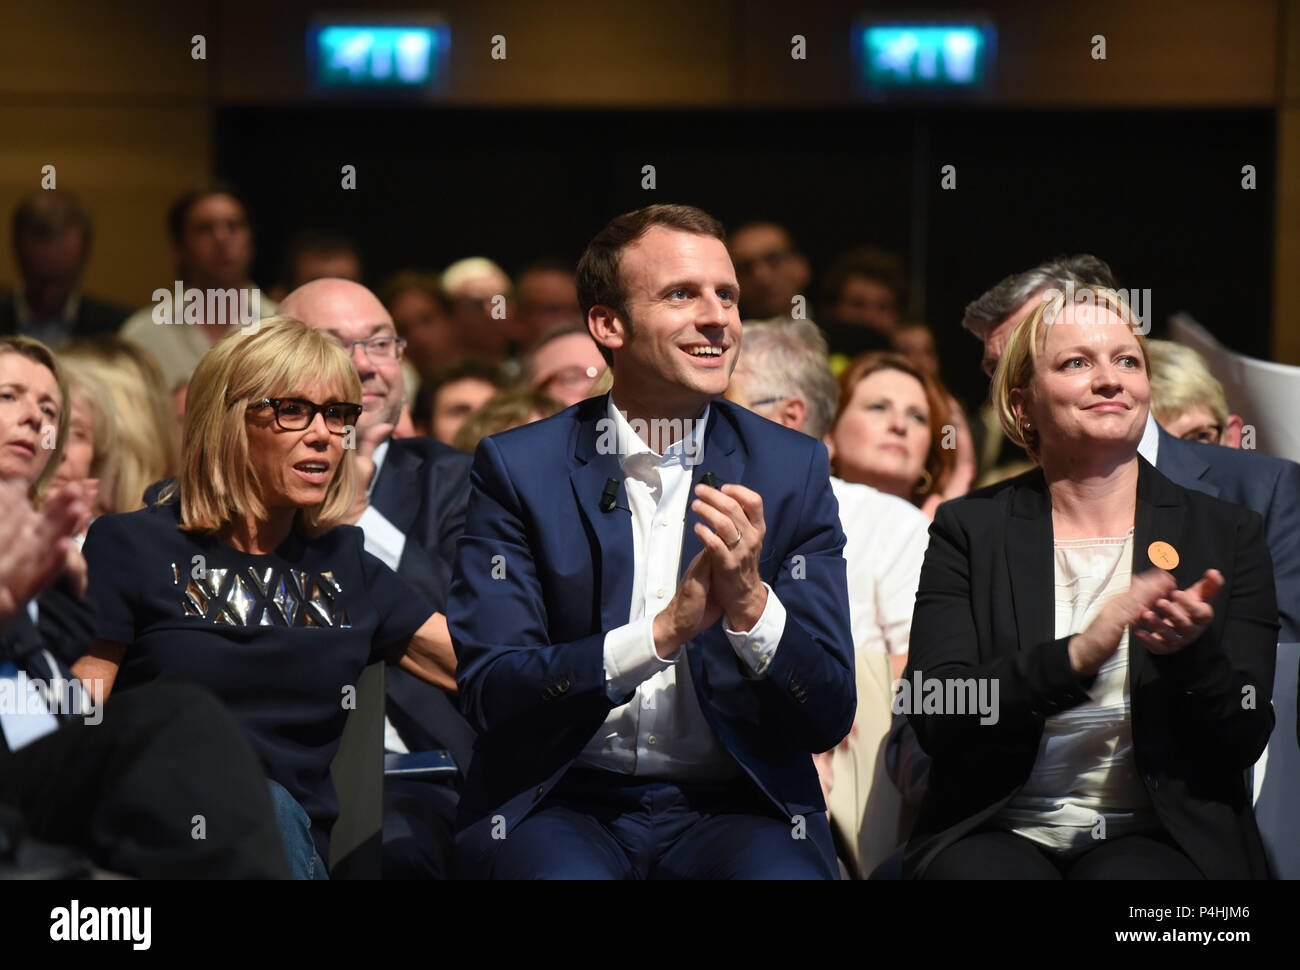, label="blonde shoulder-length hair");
[992,285,1150,463]
[163,316,362,534]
